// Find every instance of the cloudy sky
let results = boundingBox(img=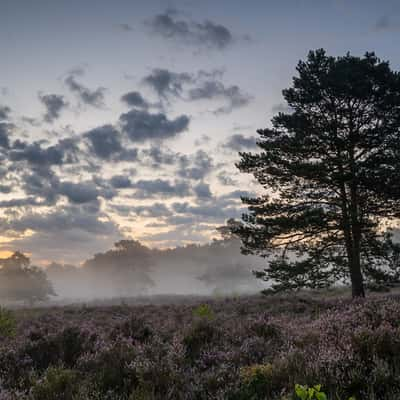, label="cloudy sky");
[0,0,399,265]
